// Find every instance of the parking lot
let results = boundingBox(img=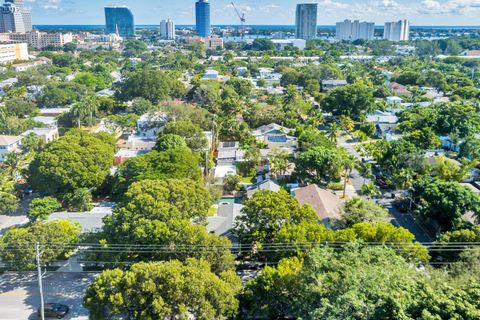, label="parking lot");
[0,272,98,319]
